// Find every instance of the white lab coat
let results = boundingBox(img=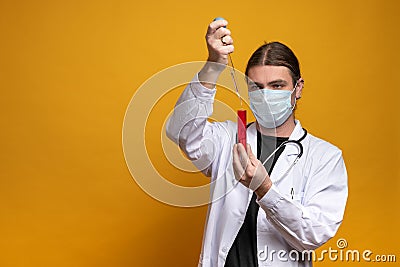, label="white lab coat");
[166,74,348,267]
